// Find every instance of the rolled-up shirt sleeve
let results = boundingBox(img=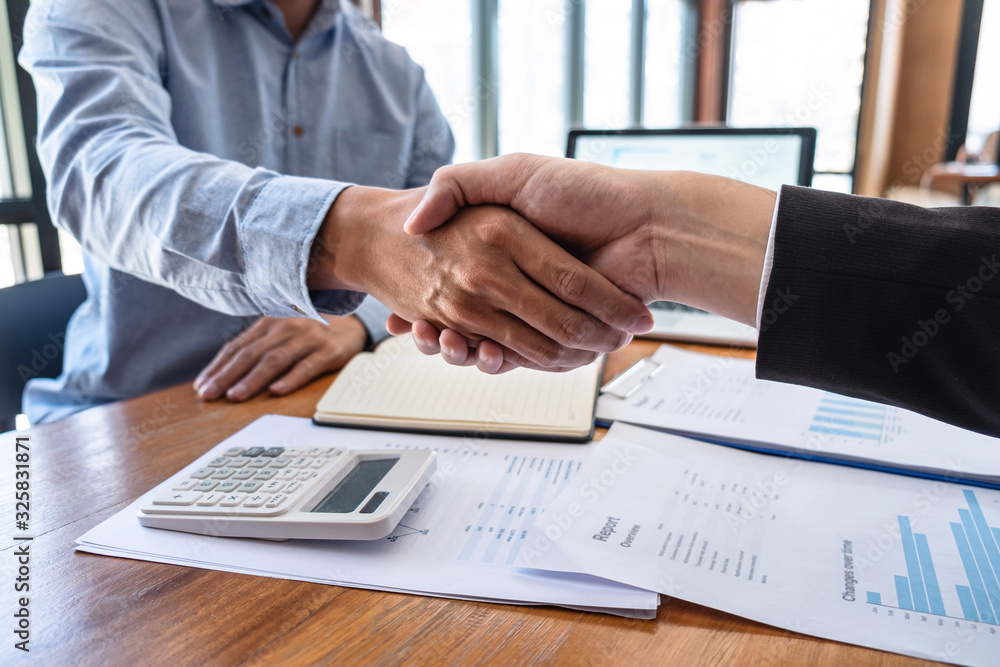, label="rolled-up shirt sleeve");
[20,2,362,320]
